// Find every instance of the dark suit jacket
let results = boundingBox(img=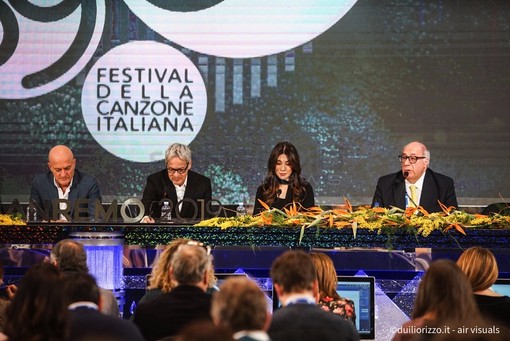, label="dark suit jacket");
[268,303,359,341]
[69,306,144,341]
[141,169,212,221]
[29,169,101,220]
[133,285,212,341]
[371,168,458,213]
